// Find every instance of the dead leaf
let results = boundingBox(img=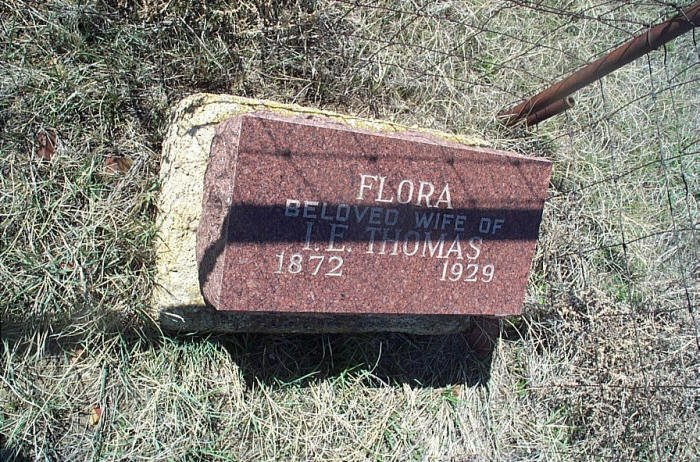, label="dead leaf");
[69,348,85,365]
[35,129,57,161]
[104,155,133,174]
[88,405,101,426]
